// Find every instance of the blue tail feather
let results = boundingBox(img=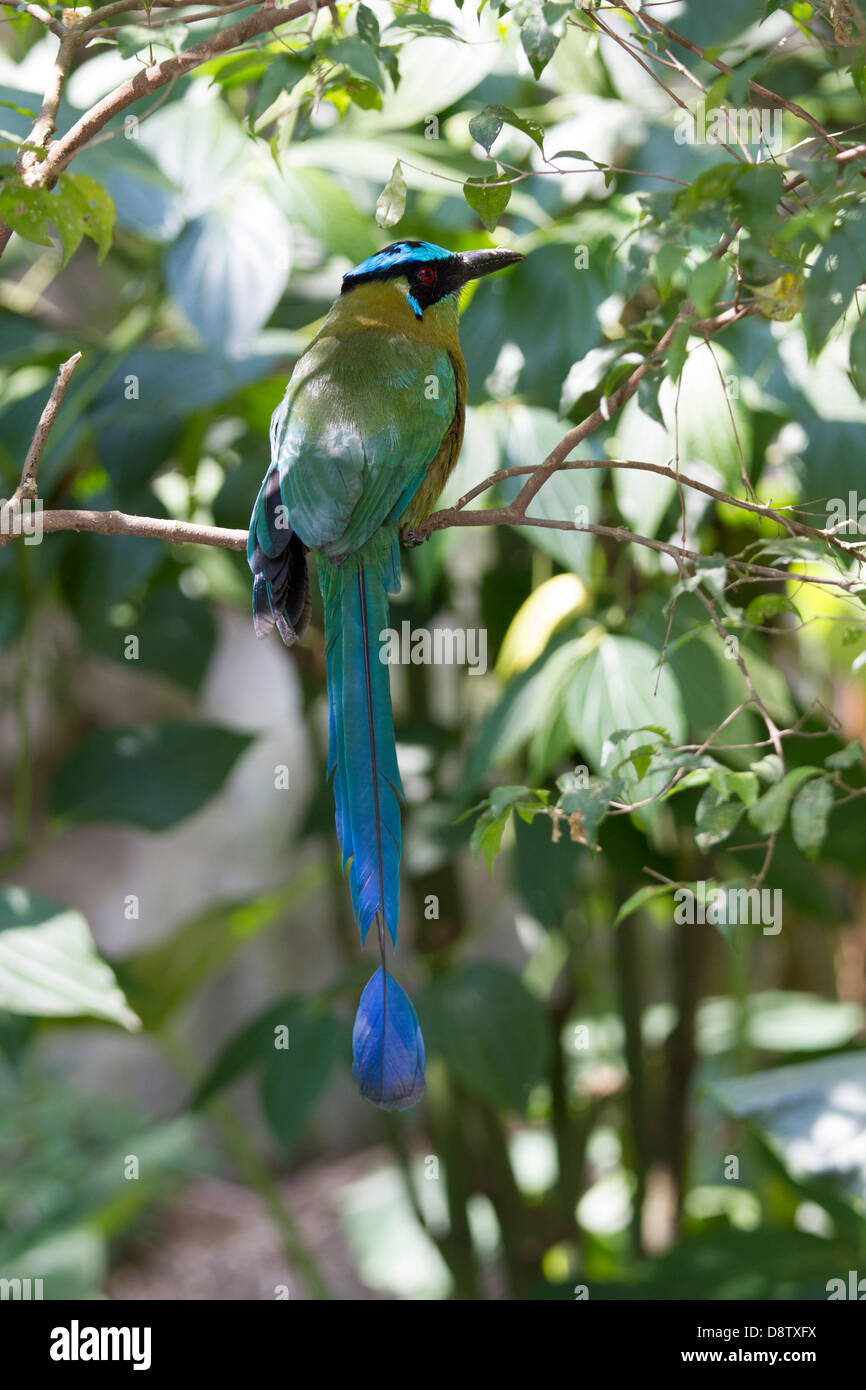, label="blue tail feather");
[320,535,402,946]
[352,967,425,1111]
